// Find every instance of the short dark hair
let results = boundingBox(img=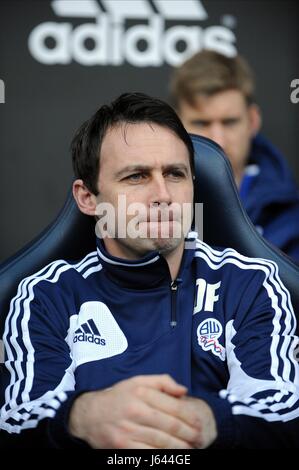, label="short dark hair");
[71,92,194,195]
